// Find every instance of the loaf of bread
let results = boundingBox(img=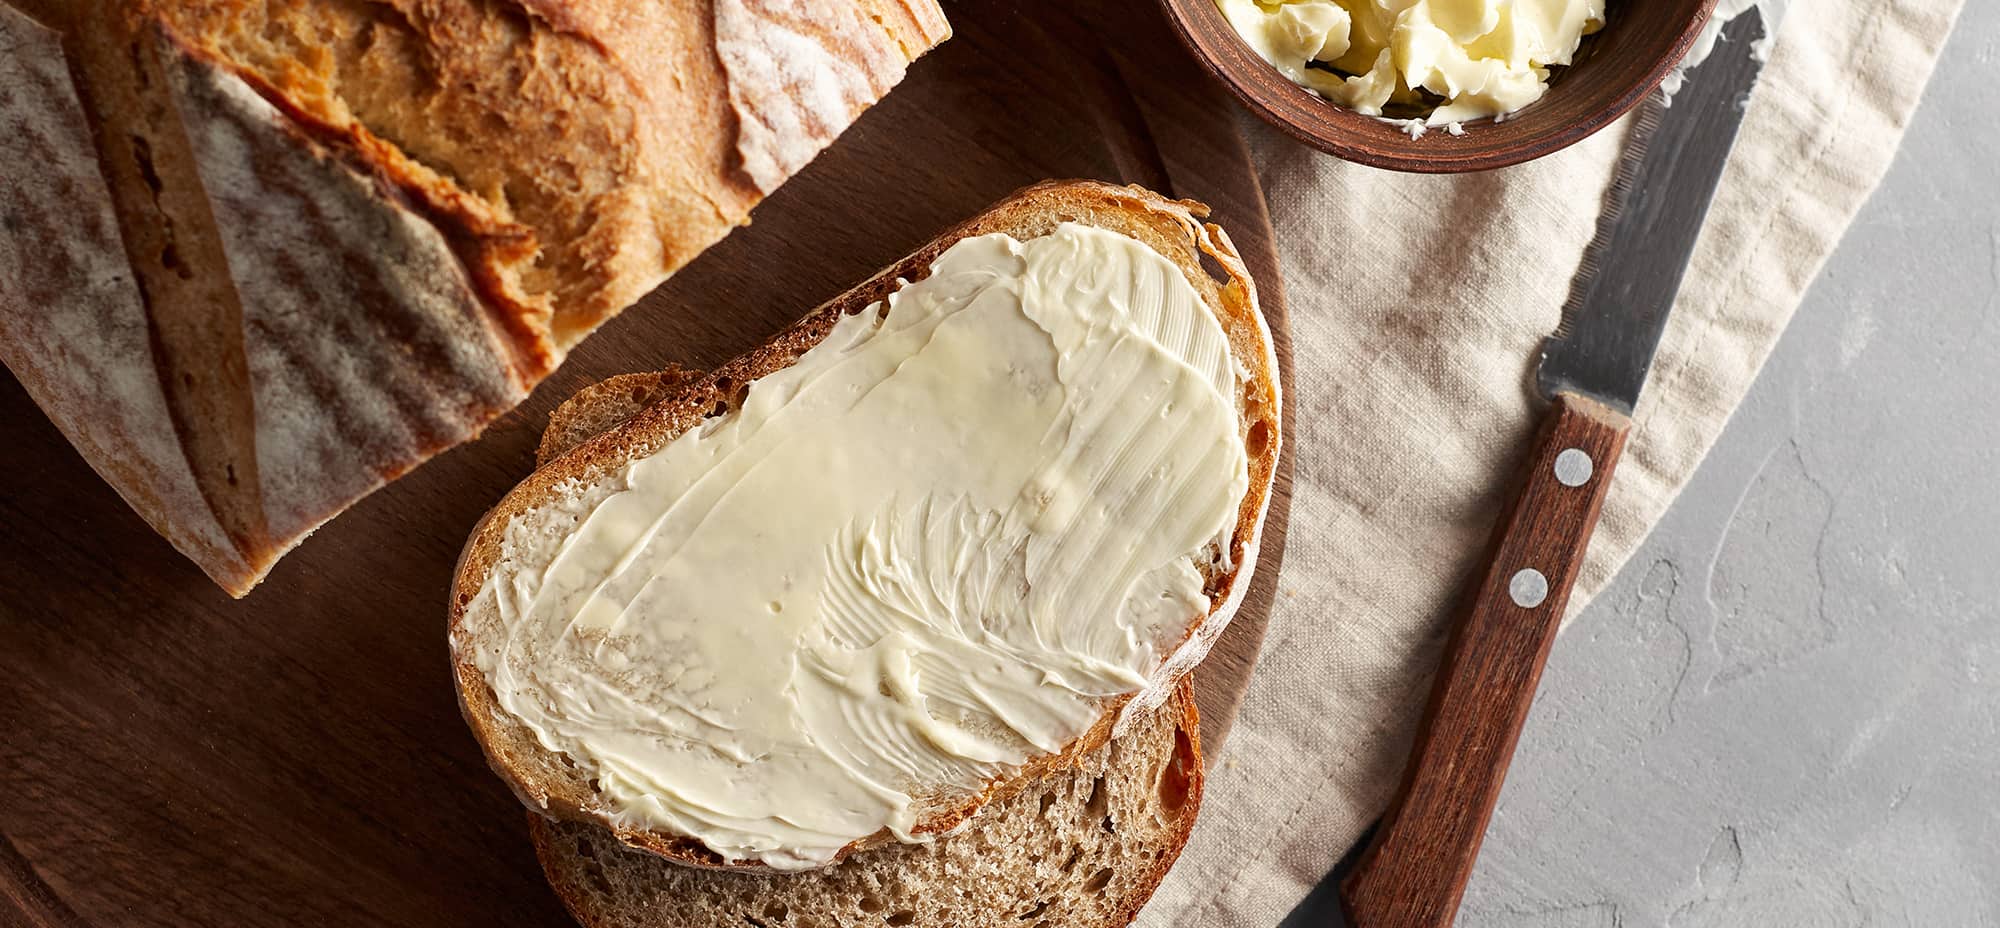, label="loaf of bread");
[519,366,1211,928]
[0,0,949,596]
[448,181,1282,871]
